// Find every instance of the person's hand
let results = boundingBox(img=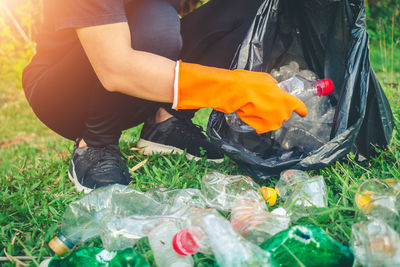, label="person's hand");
[175,61,307,134]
